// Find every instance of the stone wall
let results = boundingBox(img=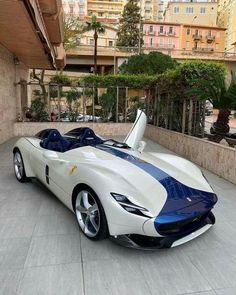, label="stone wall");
[0,44,28,144]
[145,125,236,185]
[14,122,133,137]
